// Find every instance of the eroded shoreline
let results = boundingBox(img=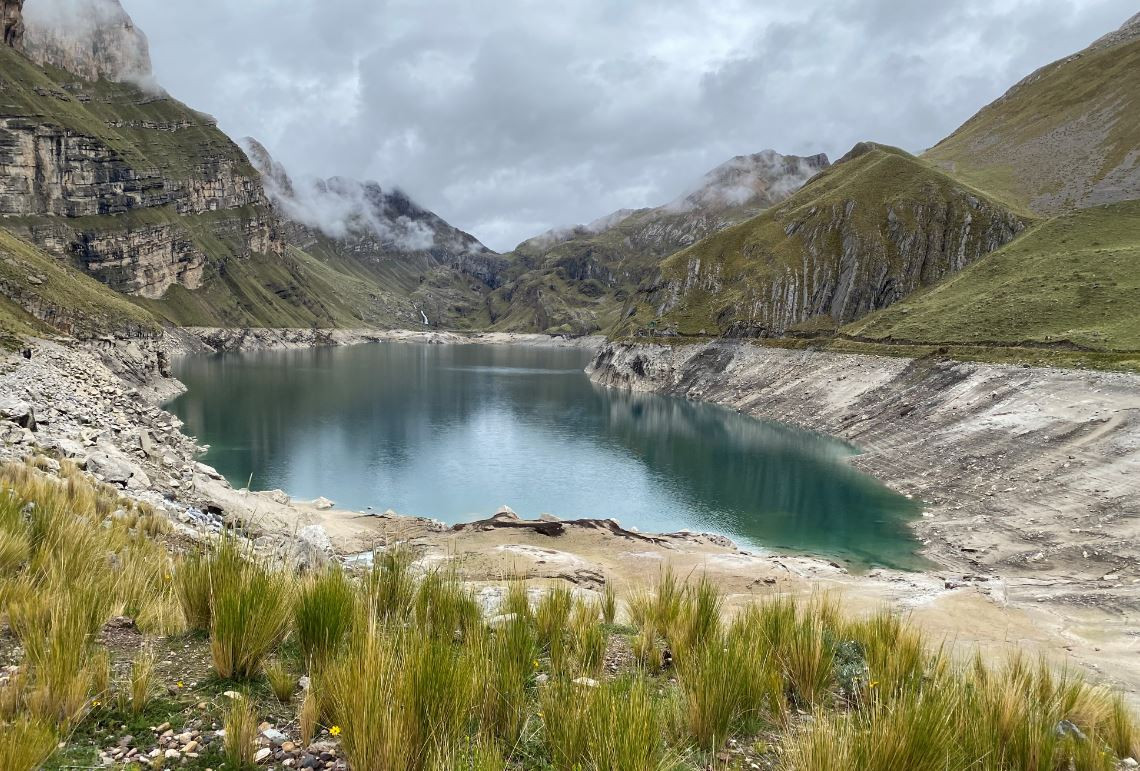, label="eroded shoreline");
[2,328,1138,702]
